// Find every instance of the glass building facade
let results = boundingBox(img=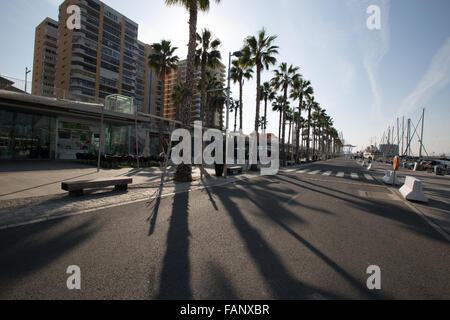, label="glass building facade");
[0,109,56,160]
